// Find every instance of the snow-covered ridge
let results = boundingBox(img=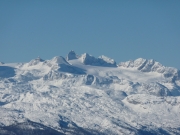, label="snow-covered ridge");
[119,58,180,80]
